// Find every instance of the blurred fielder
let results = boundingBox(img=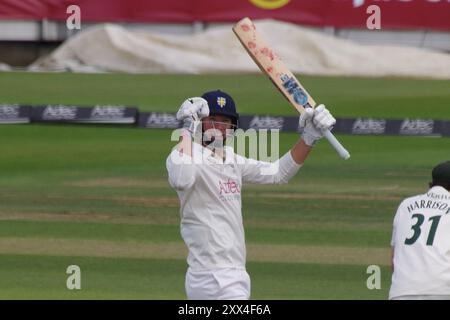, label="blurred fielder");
[390,160,450,300]
[166,90,335,300]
